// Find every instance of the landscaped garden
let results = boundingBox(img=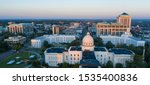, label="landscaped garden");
[0,52,33,68]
